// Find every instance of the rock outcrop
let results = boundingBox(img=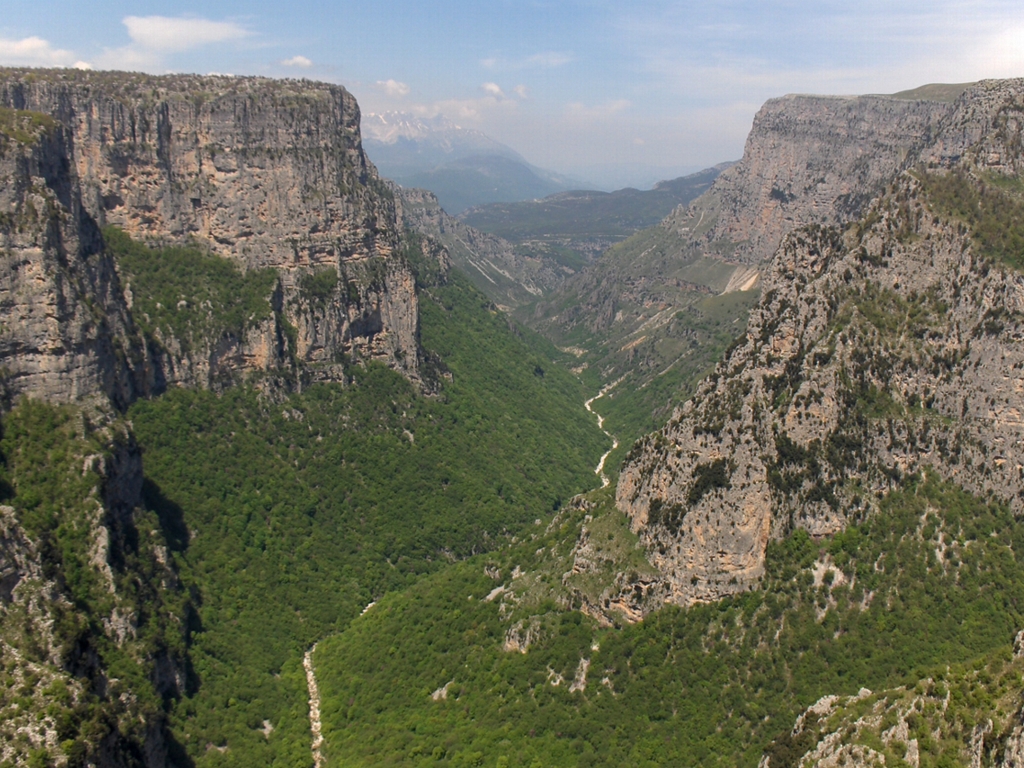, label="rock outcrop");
[0,67,423,396]
[0,410,189,768]
[666,91,958,269]
[0,106,152,409]
[617,78,1024,609]
[762,645,1024,768]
